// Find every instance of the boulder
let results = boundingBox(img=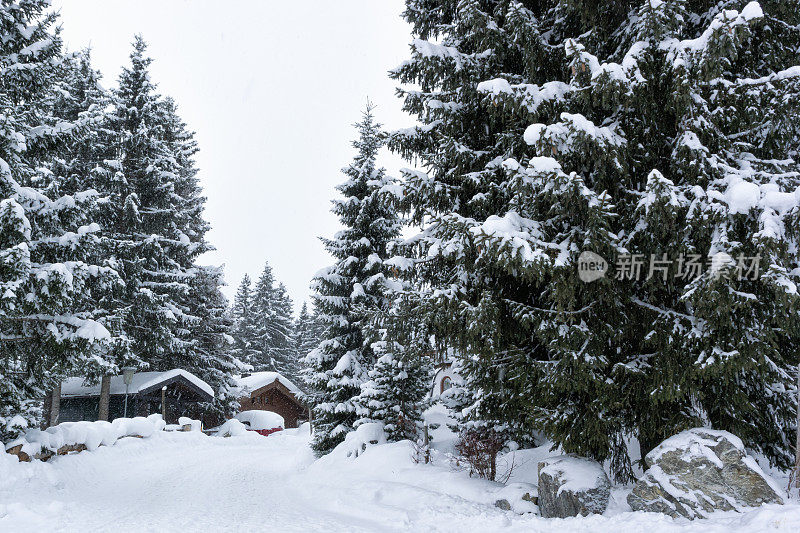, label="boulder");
[493,482,538,514]
[537,455,611,518]
[628,428,786,519]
